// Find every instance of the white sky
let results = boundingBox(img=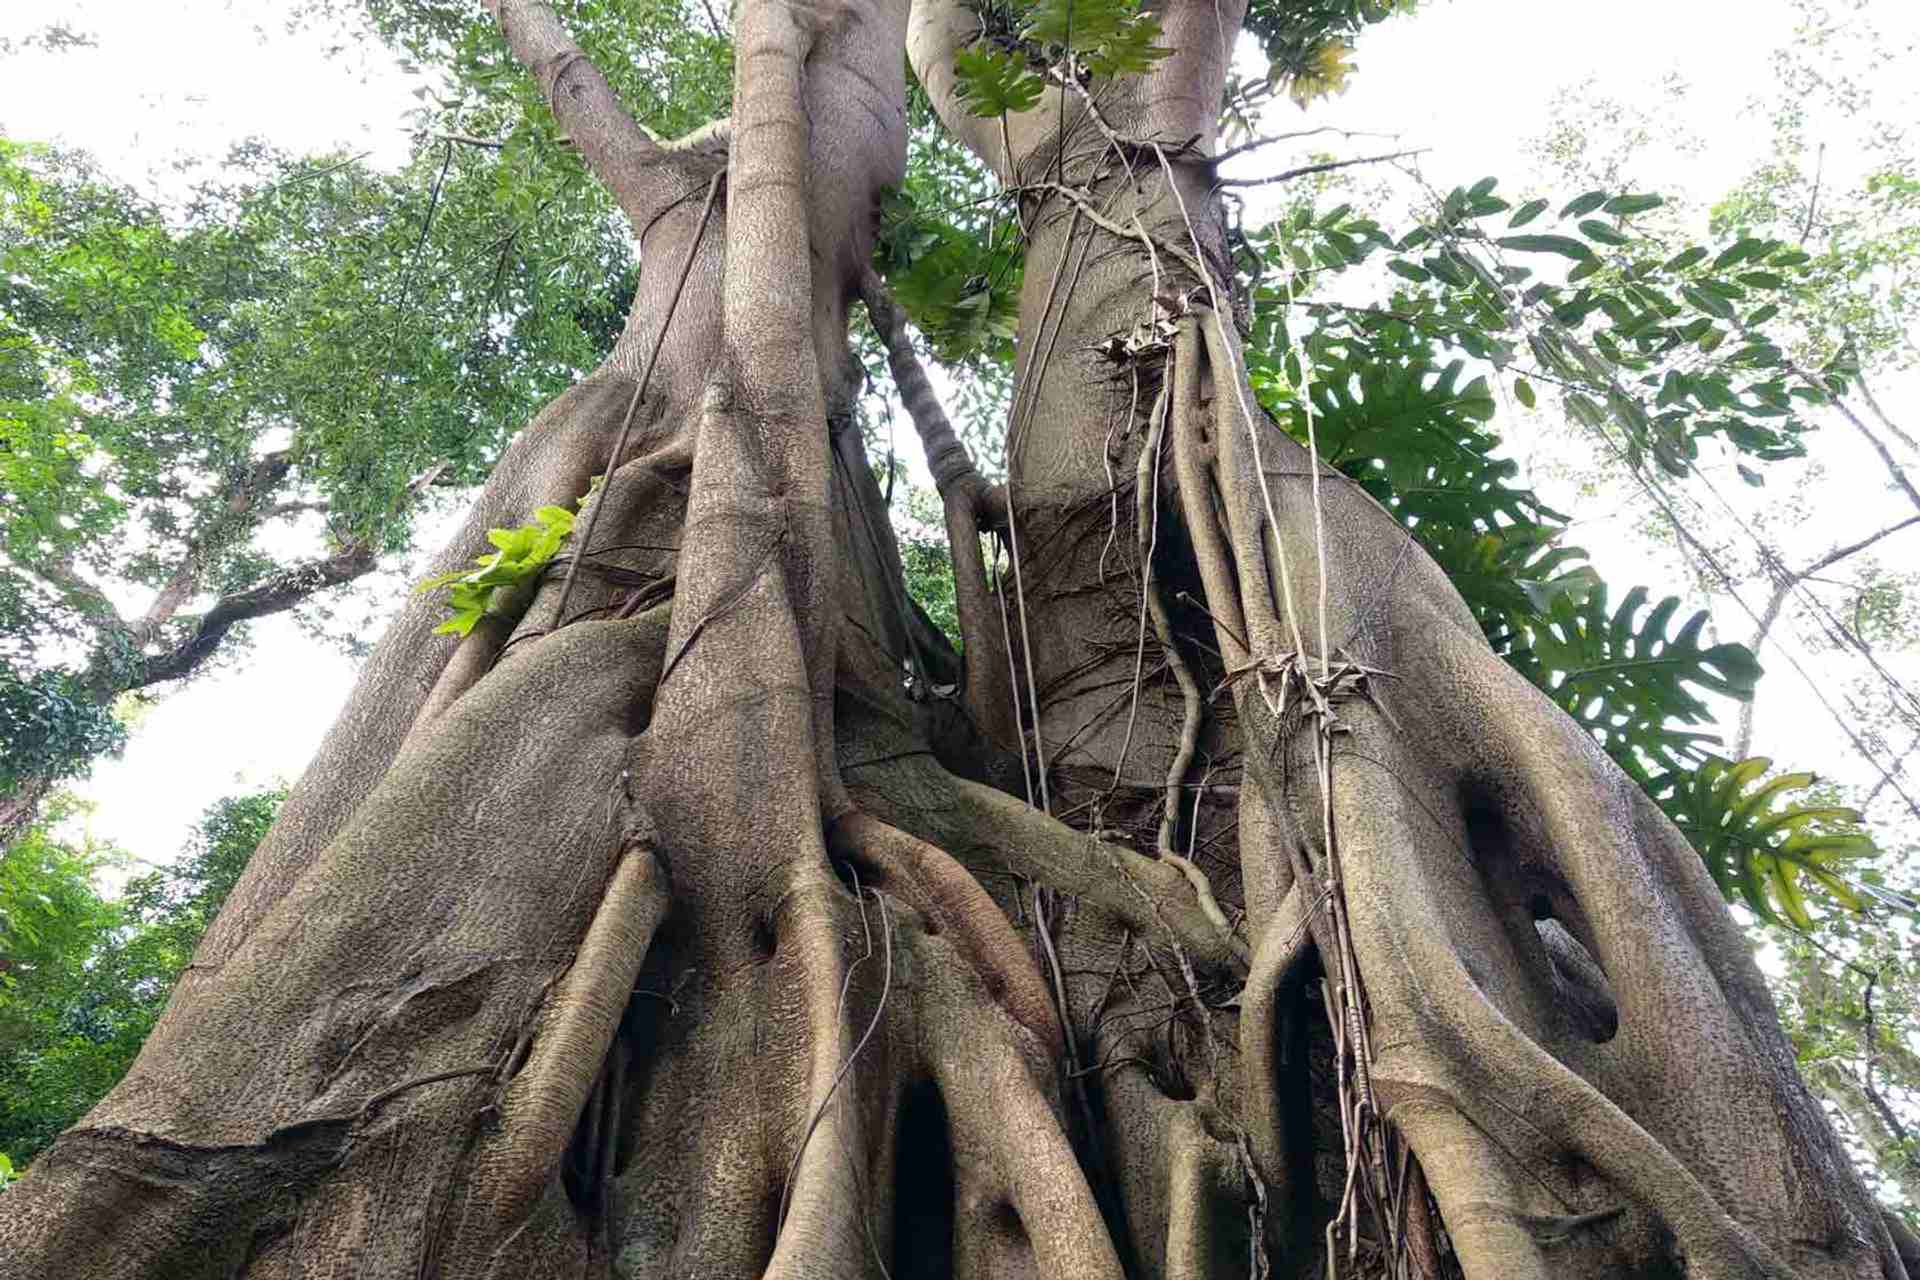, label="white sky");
[2,0,1916,871]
